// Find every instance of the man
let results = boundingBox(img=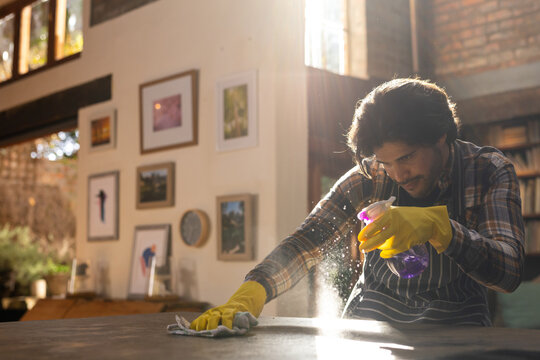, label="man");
[191,78,525,330]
